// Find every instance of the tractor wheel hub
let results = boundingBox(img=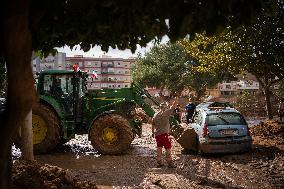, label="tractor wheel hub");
[32,114,47,144]
[102,127,118,144]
